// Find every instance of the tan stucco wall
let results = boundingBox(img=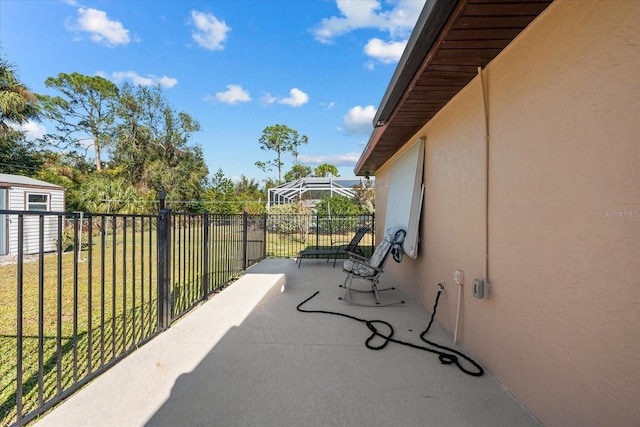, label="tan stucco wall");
[375,1,640,426]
